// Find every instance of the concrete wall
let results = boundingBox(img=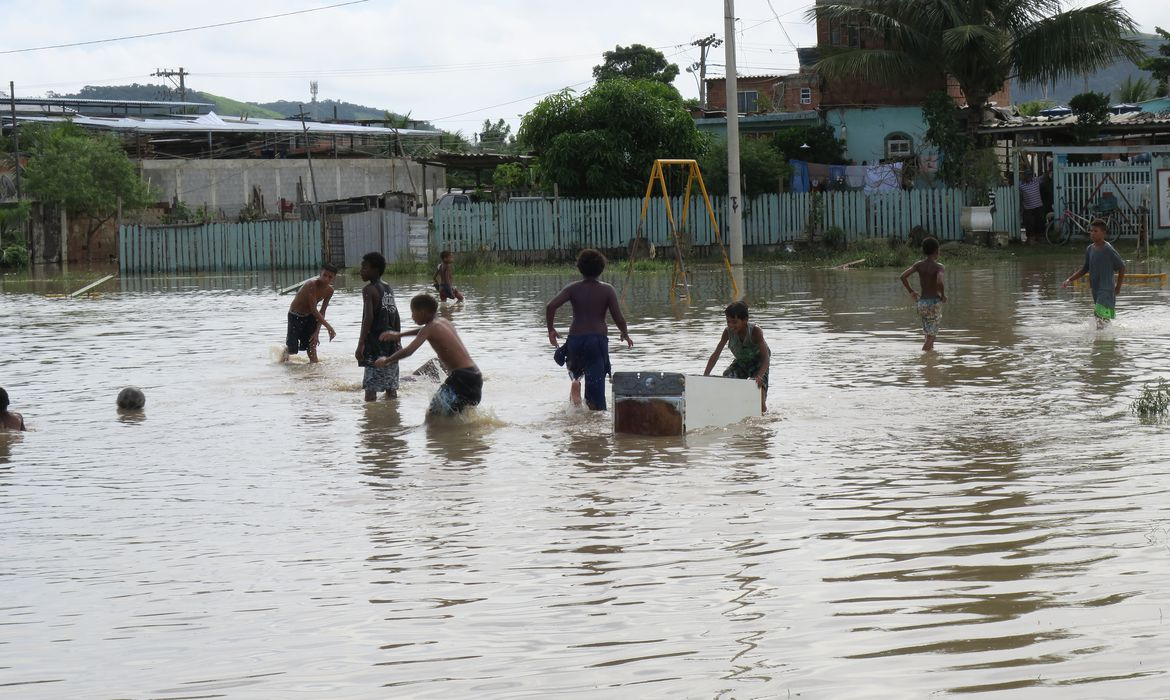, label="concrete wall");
[140,158,444,220]
[822,106,934,166]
